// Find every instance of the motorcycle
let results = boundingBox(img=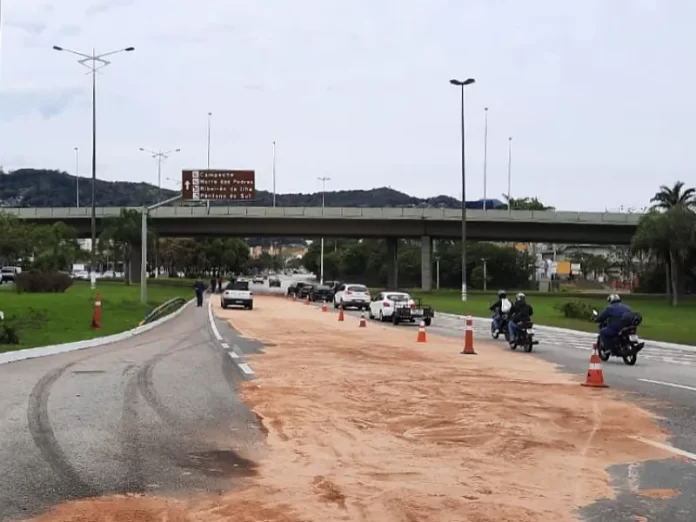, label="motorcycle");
[490,312,510,341]
[509,320,539,353]
[591,309,645,366]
